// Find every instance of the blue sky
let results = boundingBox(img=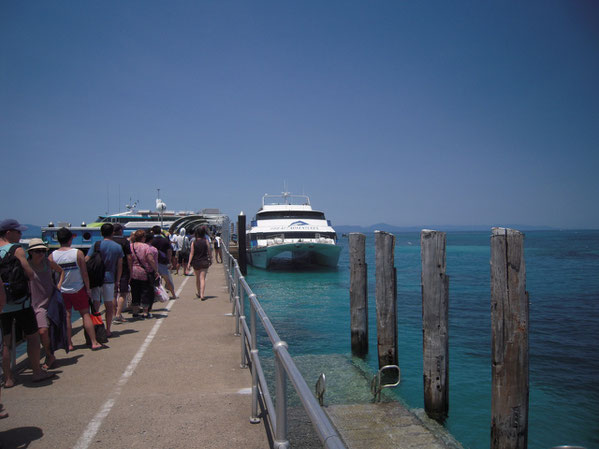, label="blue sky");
[2,1,598,228]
